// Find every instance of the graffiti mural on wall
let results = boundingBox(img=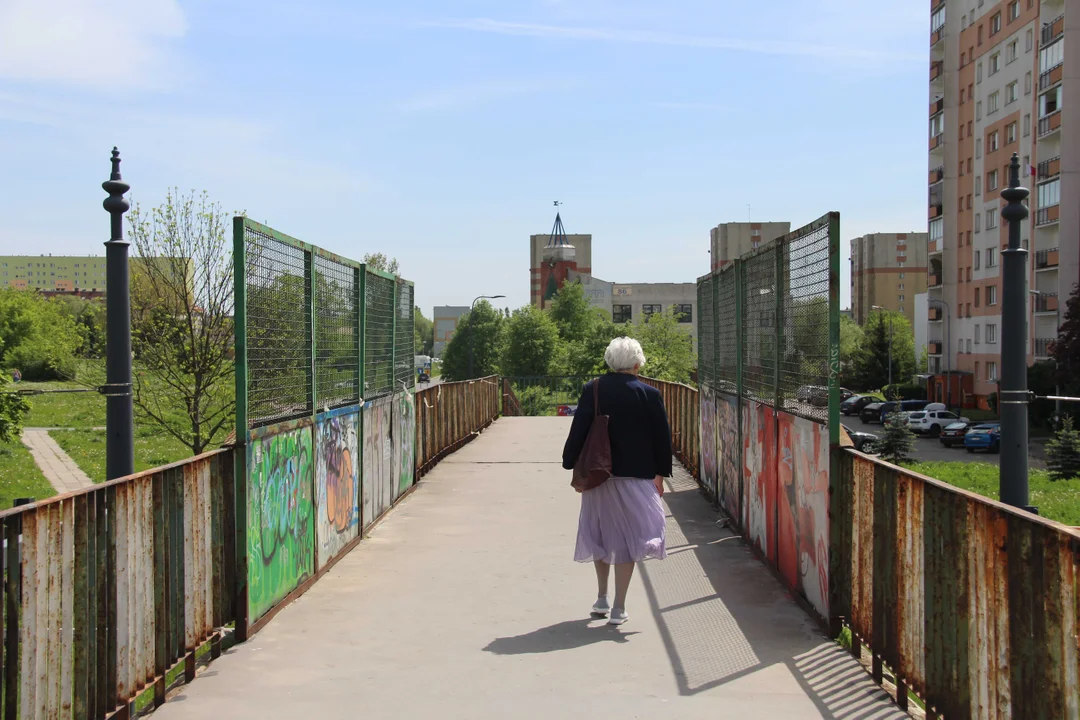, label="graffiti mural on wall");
[395,391,416,498]
[715,393,739,521]
[699,391,717,497]
[777,412,830,618]
[362,396,394,528]
[742,401,776,564]
[315,409,359,569]
[247,423,315,621]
